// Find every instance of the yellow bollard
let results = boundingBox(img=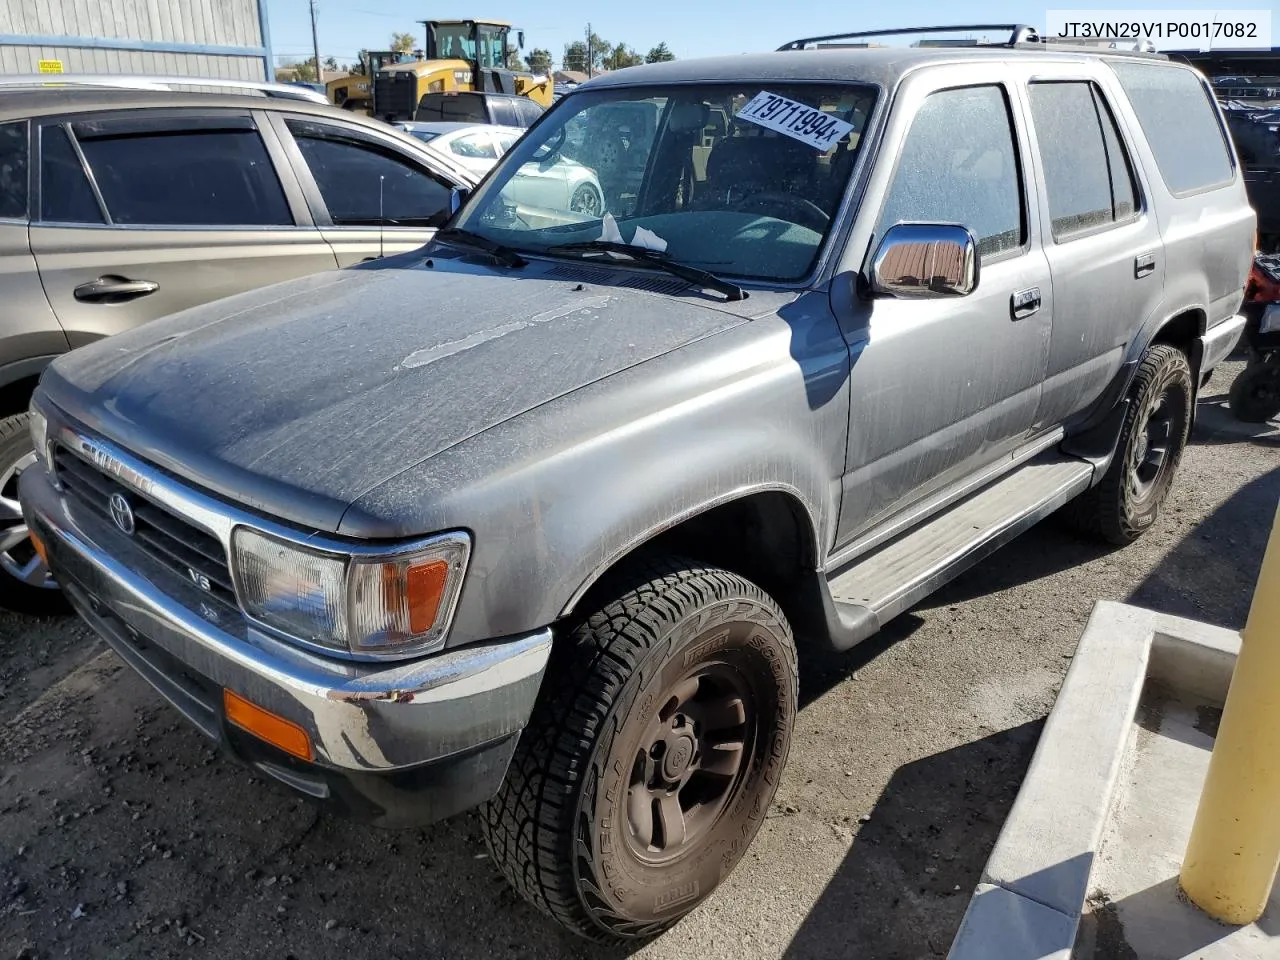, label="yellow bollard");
[1180,500,1280,924]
